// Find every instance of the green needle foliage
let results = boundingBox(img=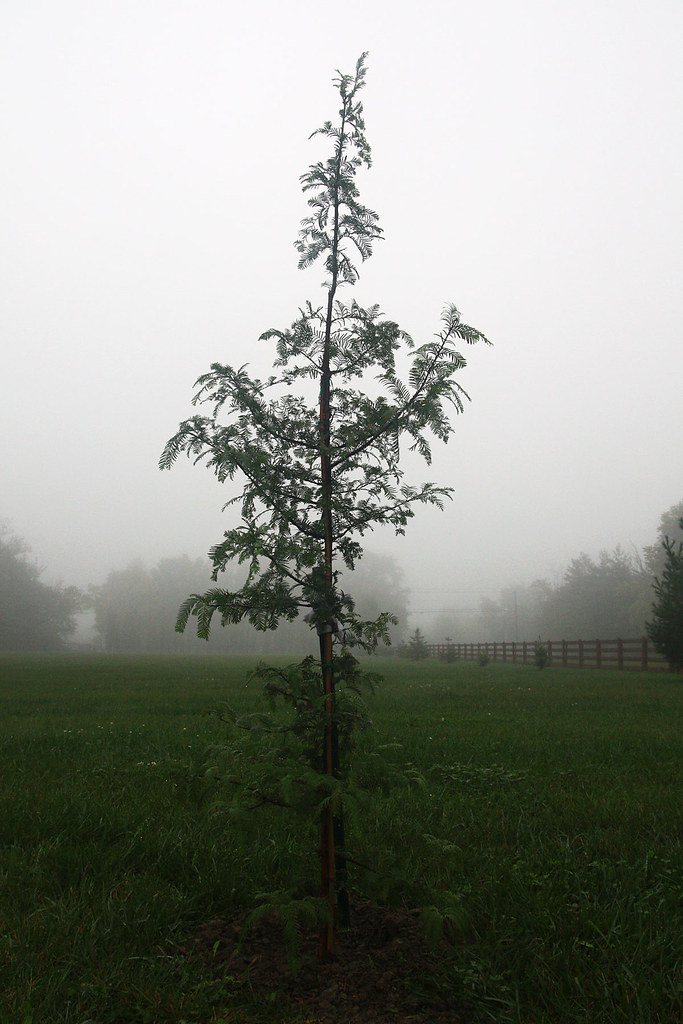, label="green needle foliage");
[160,53,490,951]
[647,516,683,669]
[160,52,489,644]
[533,638,551,669]
[405,628,430,660]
